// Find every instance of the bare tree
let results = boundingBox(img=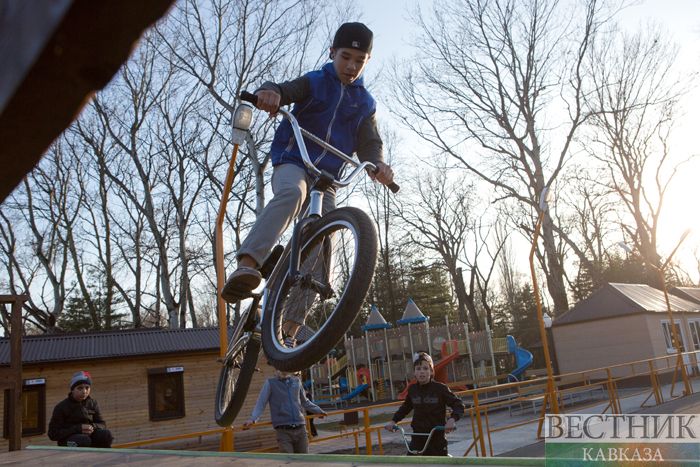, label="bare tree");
[155,0,345,323]
[361,127,401,320]
[391,0,616,315]
[554,165,619,299]
[90,40,187,326]
[395,165,484,329]
[0,142,80,332]
[584,25,693,286]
